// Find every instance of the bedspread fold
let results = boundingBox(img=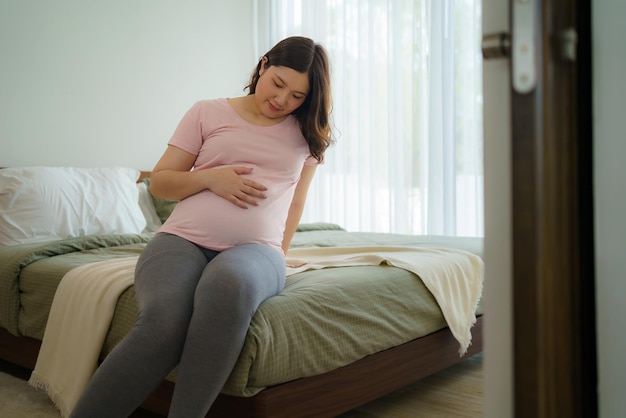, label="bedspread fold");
[0,234,149,334]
